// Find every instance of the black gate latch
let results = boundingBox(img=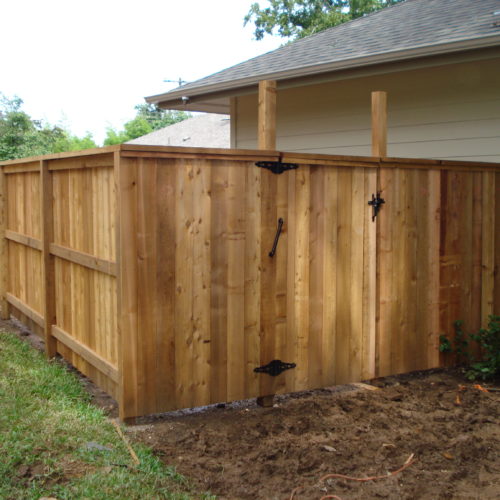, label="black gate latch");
[368,192,385,221]
[255,161,298,175]
[254,359,296,376]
